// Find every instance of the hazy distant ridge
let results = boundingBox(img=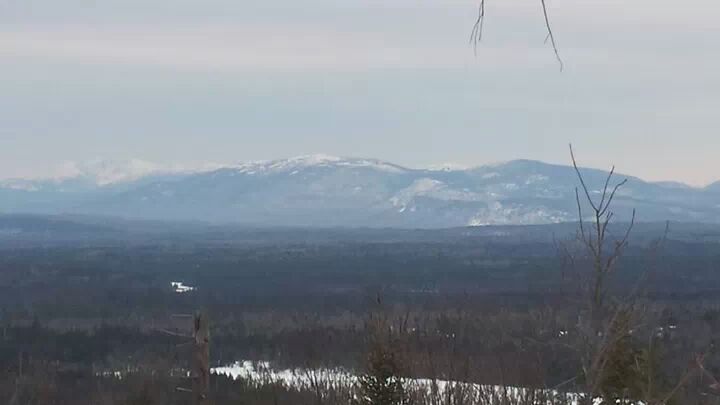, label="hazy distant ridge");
[1,156,719,228]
